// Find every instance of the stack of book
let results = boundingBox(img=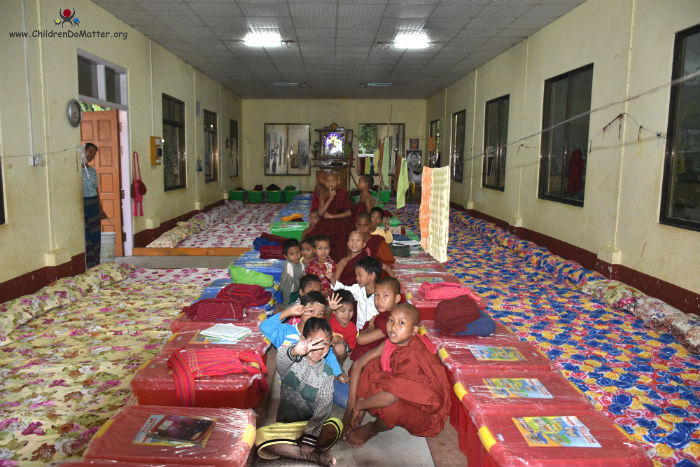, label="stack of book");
[133,414,216,447]
[194,323,251,344]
